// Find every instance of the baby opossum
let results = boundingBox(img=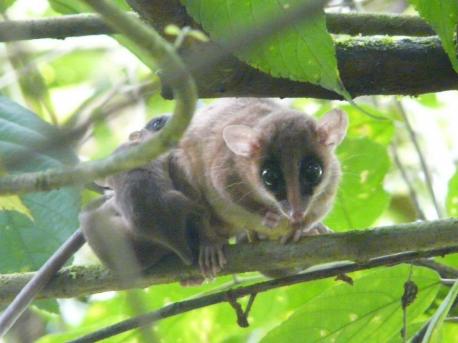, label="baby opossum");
[178,98,347,275]
[81,115,203,273]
